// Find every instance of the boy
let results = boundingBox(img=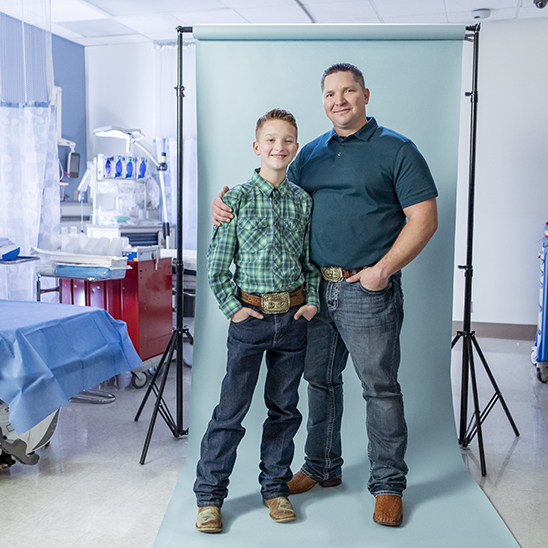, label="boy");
[194,109,320,533]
